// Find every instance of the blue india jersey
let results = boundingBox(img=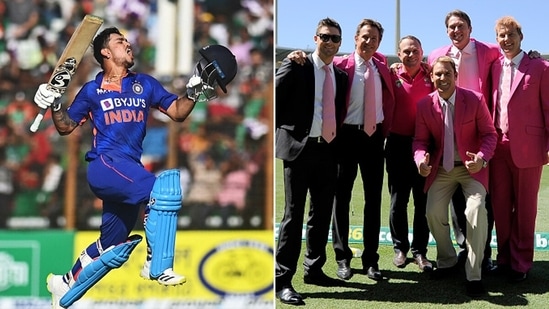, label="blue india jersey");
[67,71,177,163]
